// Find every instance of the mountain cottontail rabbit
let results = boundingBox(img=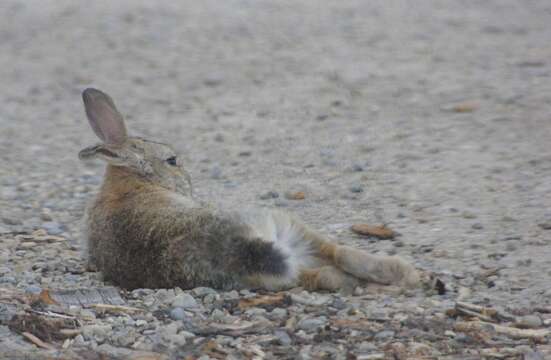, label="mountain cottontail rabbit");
[79,88,419,291]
